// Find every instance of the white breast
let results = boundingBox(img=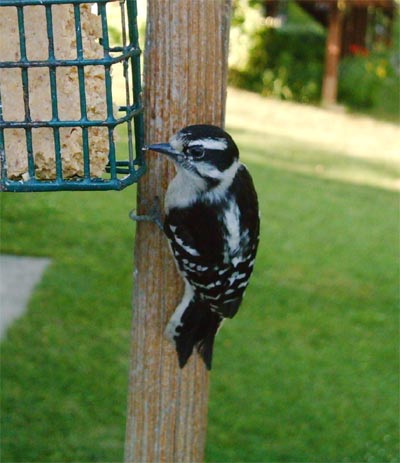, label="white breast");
[165,168,206,211]
[165,161,241,210]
